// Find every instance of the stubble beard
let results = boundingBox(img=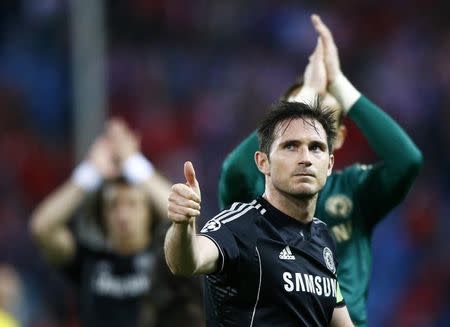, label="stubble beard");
[292,192,316,201]
[277,183,318,201]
